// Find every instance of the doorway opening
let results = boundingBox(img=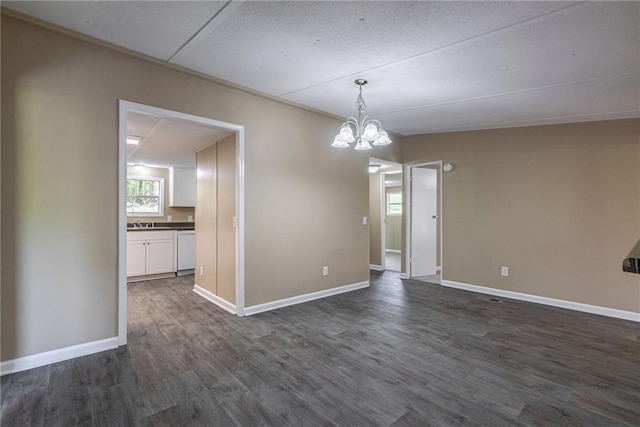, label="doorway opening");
[405,161,442,284]
[118,101,245,346]
[369,158,402,273]
[381,170,403,272]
